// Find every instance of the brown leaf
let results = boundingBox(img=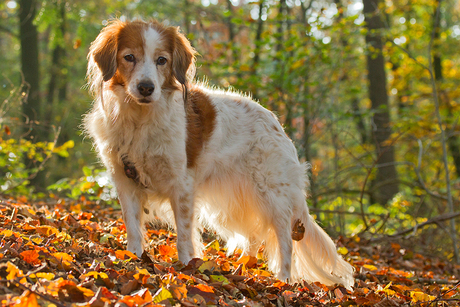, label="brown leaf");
[120,279,140,295]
